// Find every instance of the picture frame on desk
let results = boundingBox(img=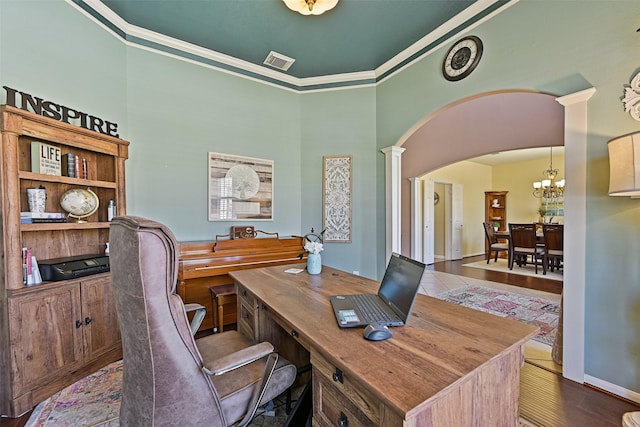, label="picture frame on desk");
[208,152,274,221]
